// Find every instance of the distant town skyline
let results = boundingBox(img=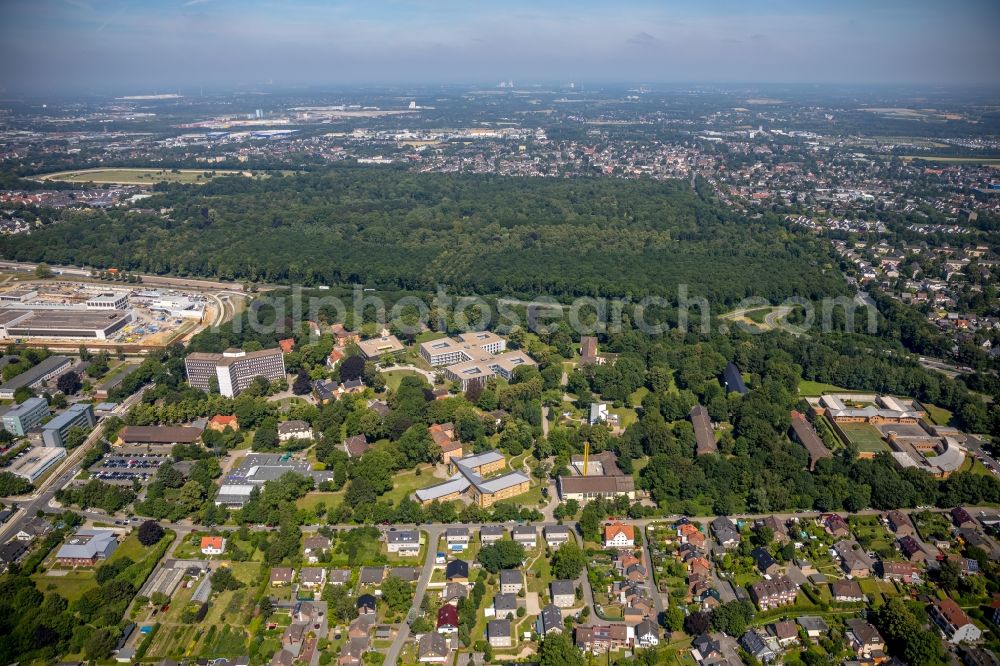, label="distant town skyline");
[1,0,999,93]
